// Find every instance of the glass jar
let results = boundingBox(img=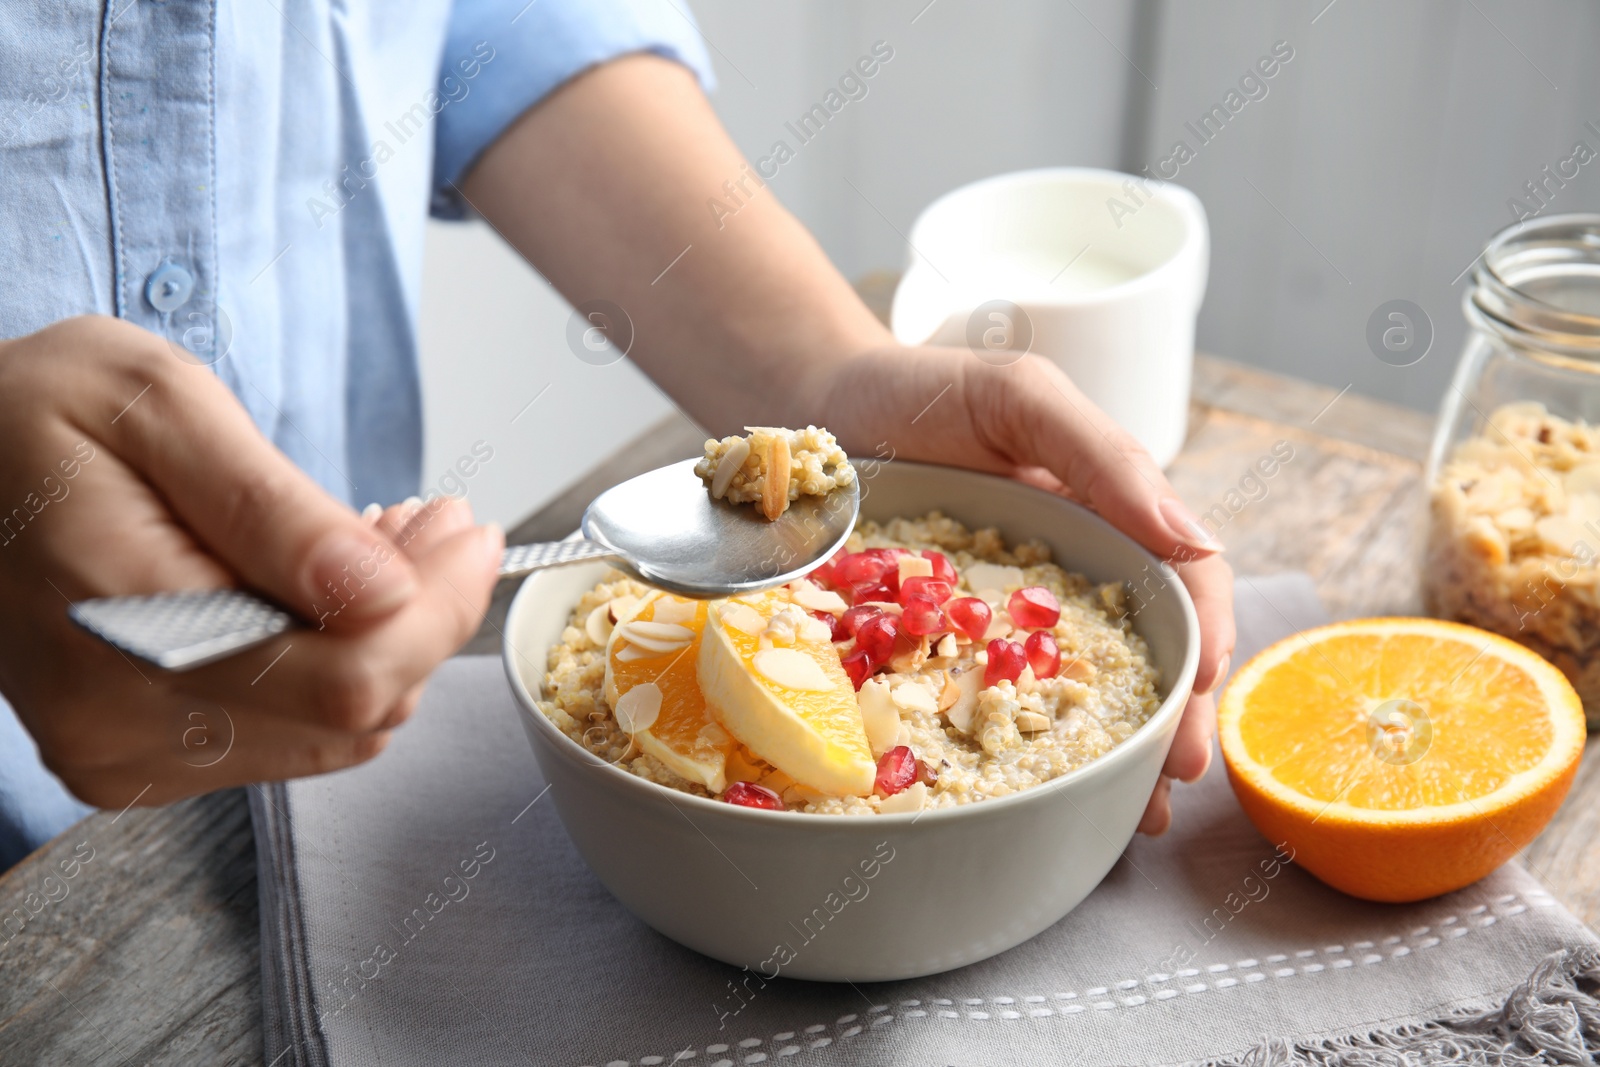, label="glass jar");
[1424,214,1600,726]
